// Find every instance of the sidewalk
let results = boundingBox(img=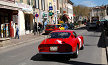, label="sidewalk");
[0,33,45,48]
[74,24,86,29]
